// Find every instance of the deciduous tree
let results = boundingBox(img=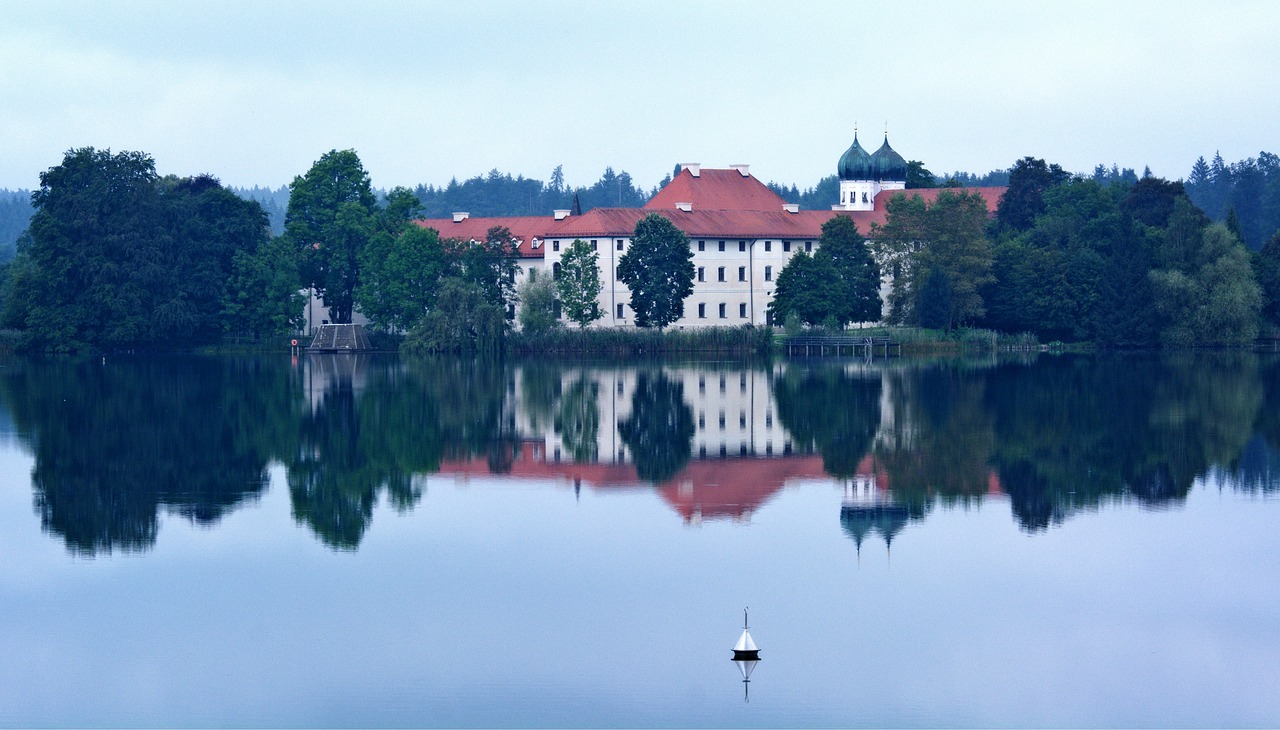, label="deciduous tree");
[616,213,694,328]
[556,239,603,327]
